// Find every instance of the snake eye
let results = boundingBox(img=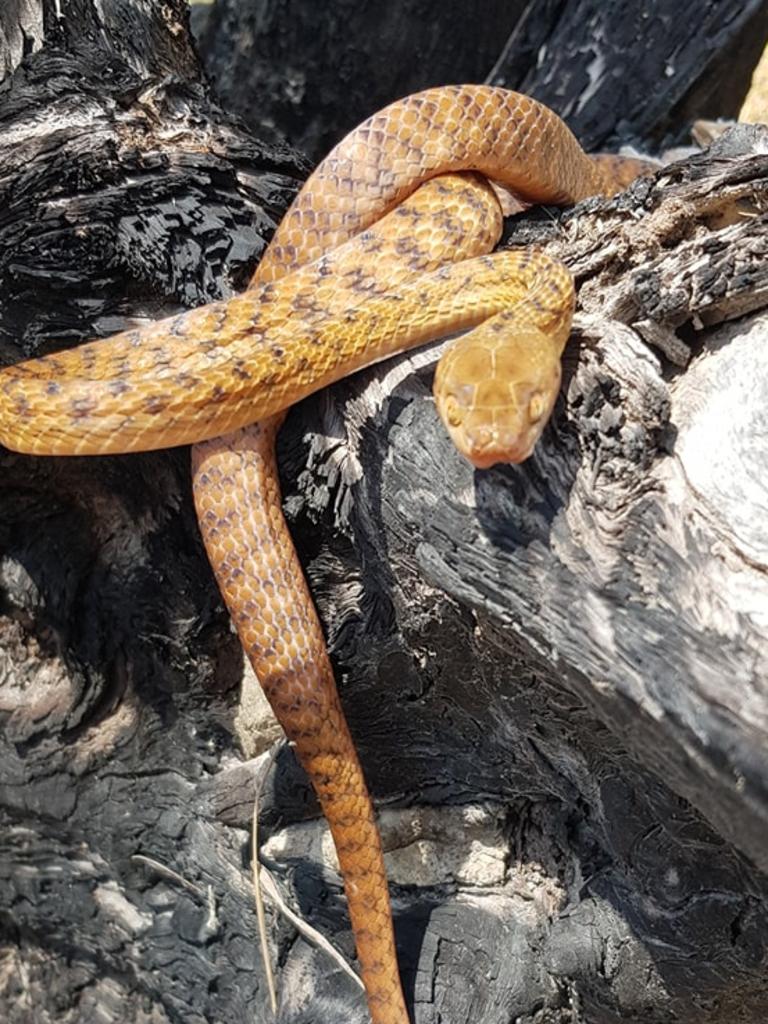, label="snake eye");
[444,396,464,428]
[528,392,547,423]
